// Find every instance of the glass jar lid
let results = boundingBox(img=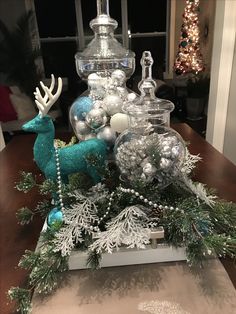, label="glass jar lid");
[123,51,175,119]
[75,0,135,79]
